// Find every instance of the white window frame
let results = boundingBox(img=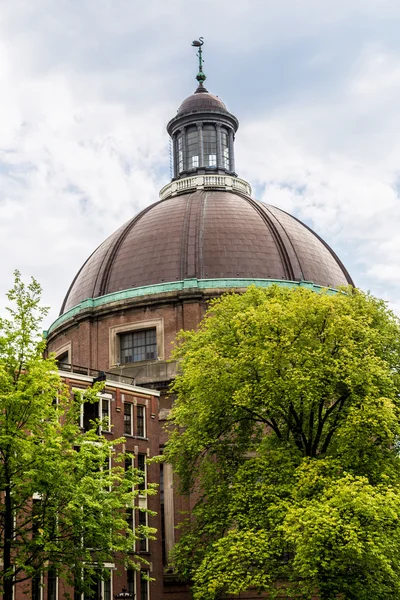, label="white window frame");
[98,393,112,433]
[126,568,136,599]
[74,389,112,433]
[75,566,113,600]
